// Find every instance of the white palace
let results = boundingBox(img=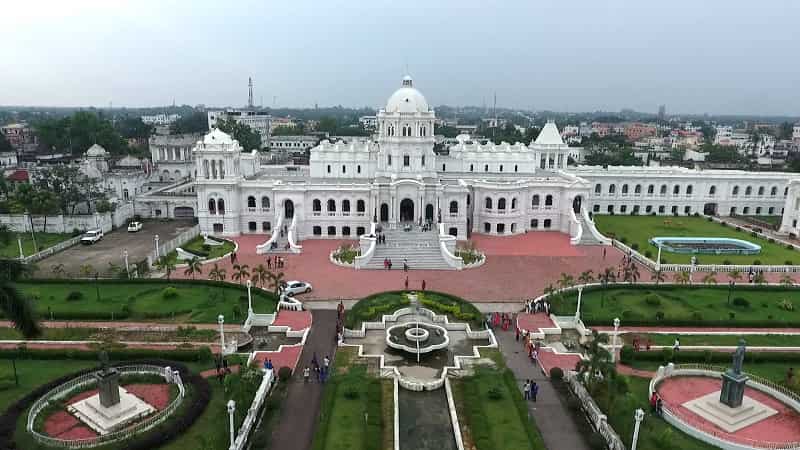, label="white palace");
[191,76,800,259]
